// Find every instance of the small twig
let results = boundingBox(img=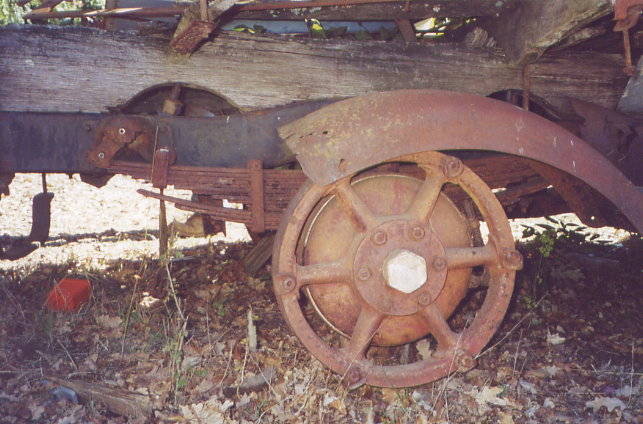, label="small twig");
[218,339,237,388]
[511,328,524,379]
[121,279,140,356]
[165,263,186,322]
[56,339,77,370]
[294,367,318,416]
[237,342,249,397]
